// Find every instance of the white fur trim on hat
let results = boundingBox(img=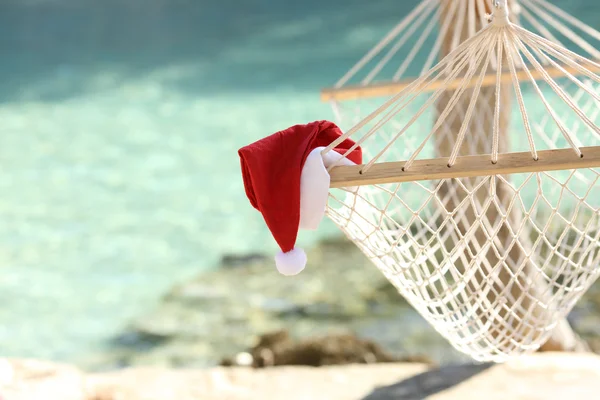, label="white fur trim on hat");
[299,147,358,231]
[275,148,358,277]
